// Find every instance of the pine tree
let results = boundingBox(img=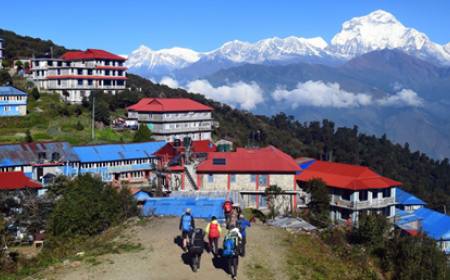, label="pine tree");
[31,87,40,100]
[25,129,33,143]
[133,125,153,142]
